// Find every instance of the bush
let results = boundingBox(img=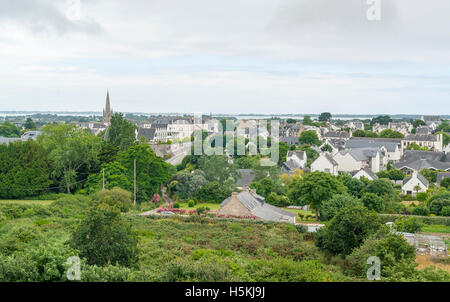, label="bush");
[361,192,386,213]
[96,187,133,212]
[295,224,308,233]
[320,194,362,221]
[441,206,450,217]
[416,192,428,202]
[316,205,381,256]
[393,216,423,233]
[412,204,430,216]
[345,227,416,278]
[49,195,92,218]
[173,203,180,209]
[188,200,195,208]
[70,203,139,267]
